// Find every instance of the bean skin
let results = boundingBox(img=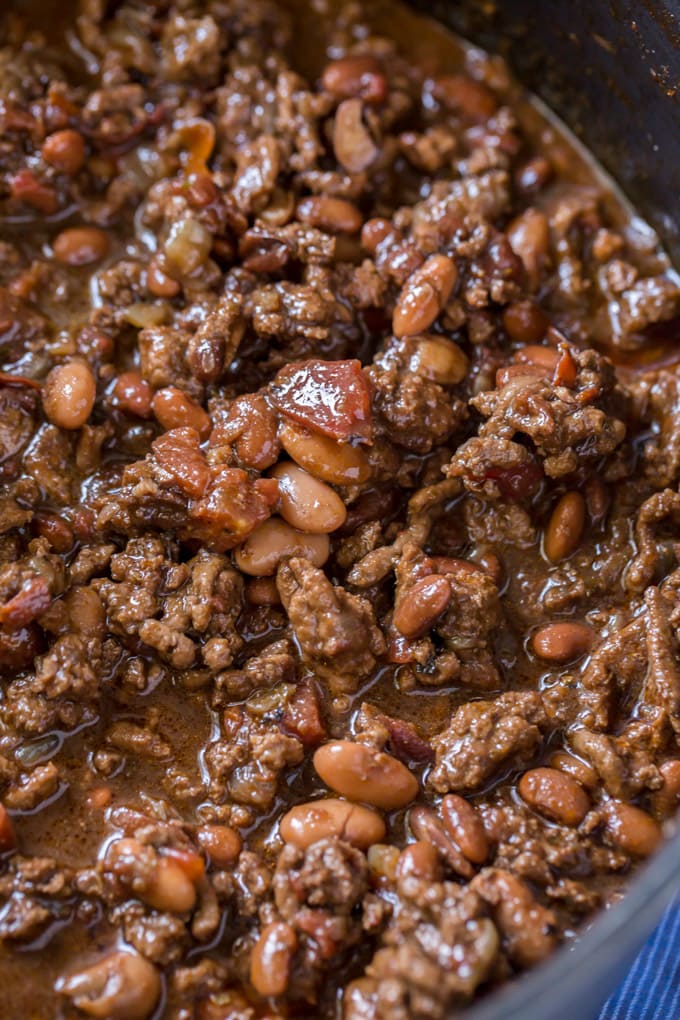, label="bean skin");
[333,99,378,174]
[393,254,458,338]
[549,751,598,790]
[279,798,385,850]
[392,574,451,639]
[408,334,468,385]
[112,371,153,418]
[270,461,347,534]
[196,825,242,868]
[605,801,662,857]
[250,922,297,998]
[279,421,371,485]
[147,259,180,298]
[235,518,330,577]
[56,951,161,1020]
[502,300,549,343]
[507,207,550,289]
[296,196,362,234]
[409,805,473,878]
[53,226,110,266]
[440,794,489,864]
[321,55,387,105]
[313,740,419,810]
[43,360,96,430]
[518,767,591,826]
[544,491,586,562]
[532,622,594,663]
[41,129,86,175]
[396,840,441,882]
[152,387,211,438]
